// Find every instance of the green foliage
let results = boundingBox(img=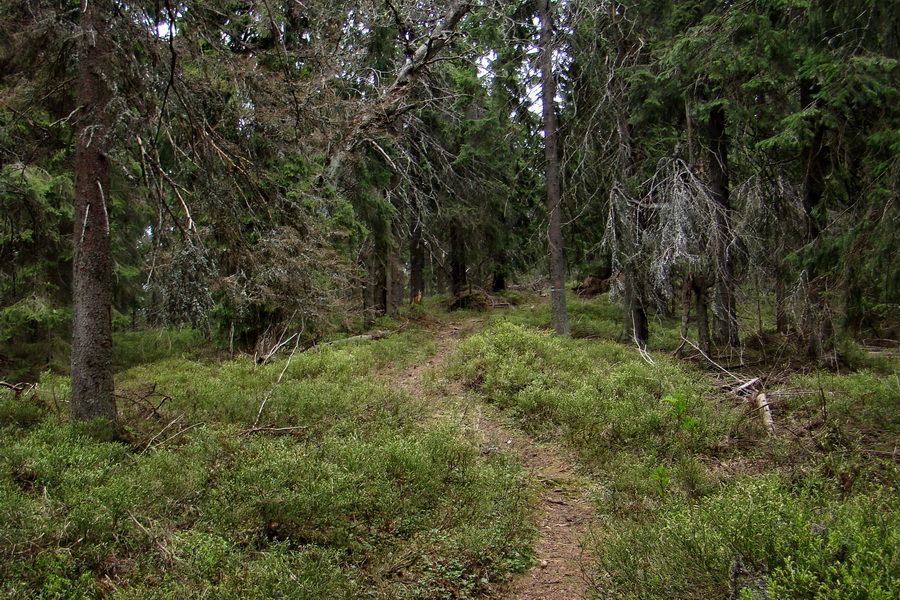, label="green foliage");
[112,328,210,371]
[595,474,900,599]
[451,301,900,599]
[786,368,900,436]
[449,321,734,474]
[0,327,532,599]
[0,296,70,345]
